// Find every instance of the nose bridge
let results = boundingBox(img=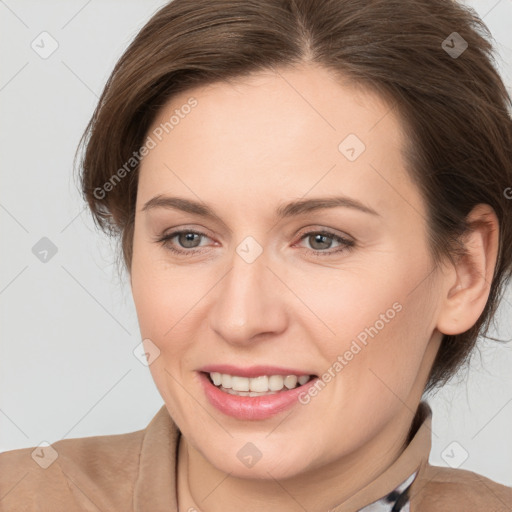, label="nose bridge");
[209,239,286,343]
